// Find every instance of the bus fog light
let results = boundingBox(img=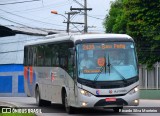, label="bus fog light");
[82,102,87,106]
[134,99,139,104]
